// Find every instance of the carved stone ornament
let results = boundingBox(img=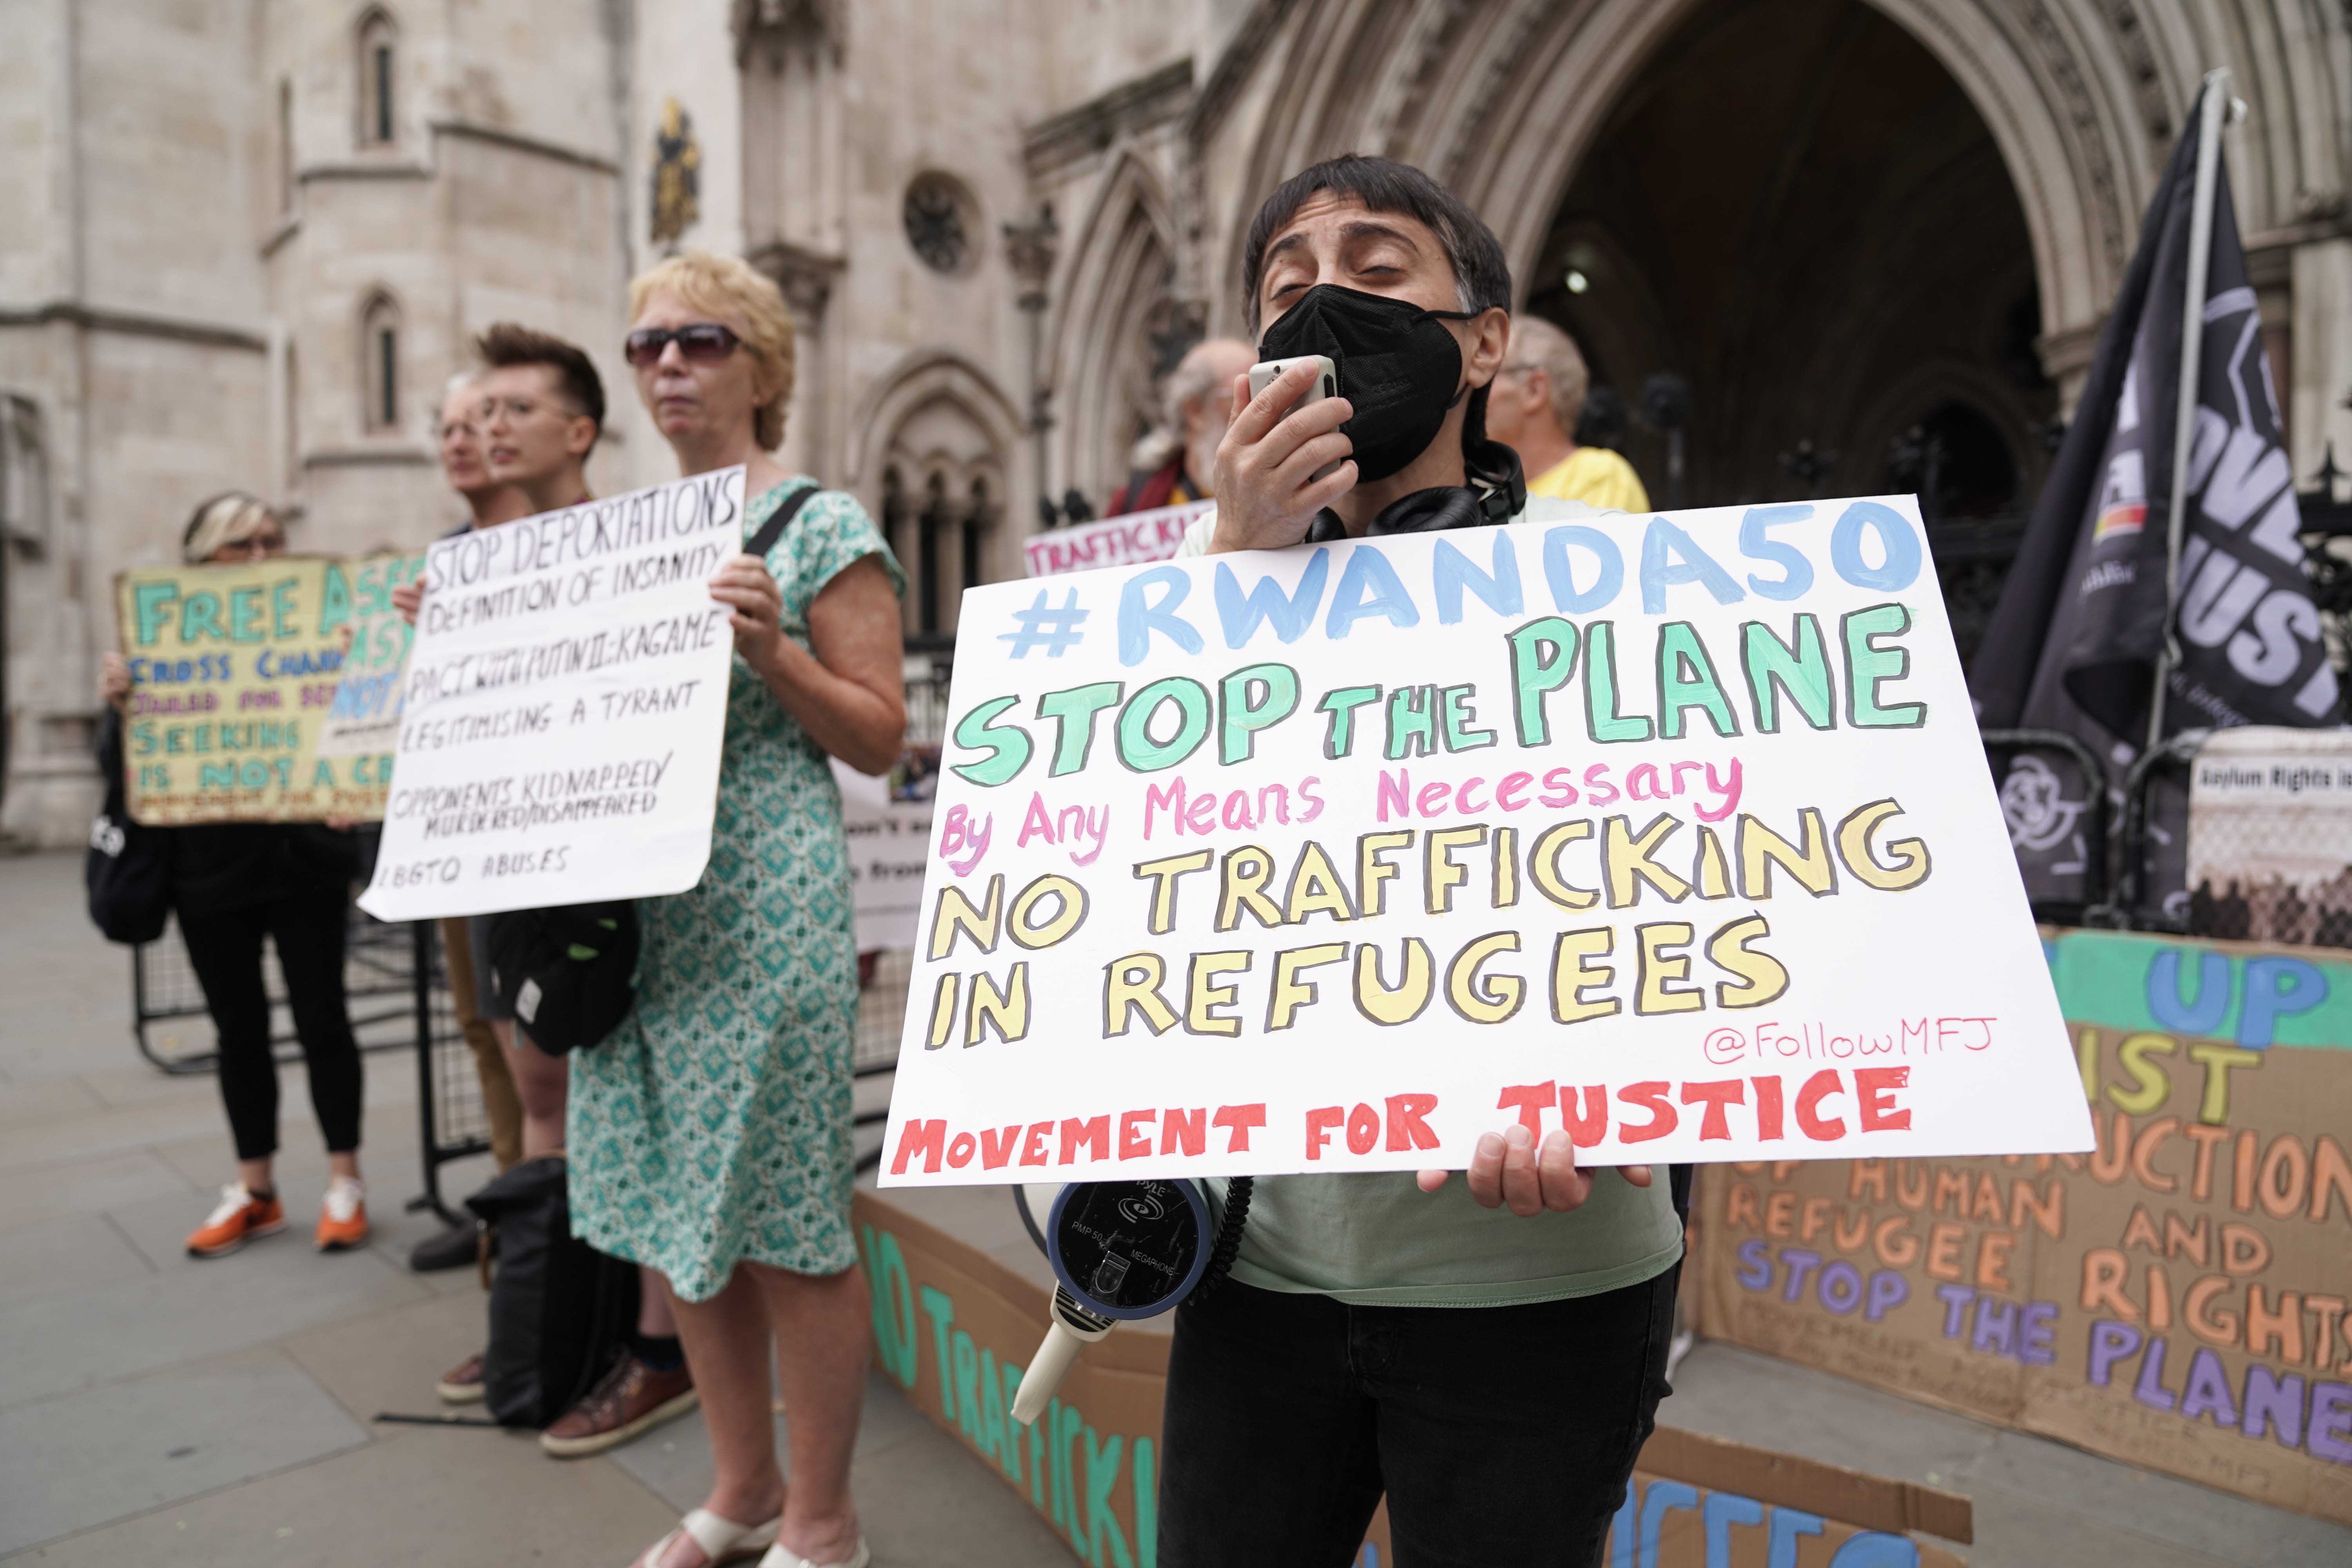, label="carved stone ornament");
[650,98,701,246]
[905,172,978,274]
